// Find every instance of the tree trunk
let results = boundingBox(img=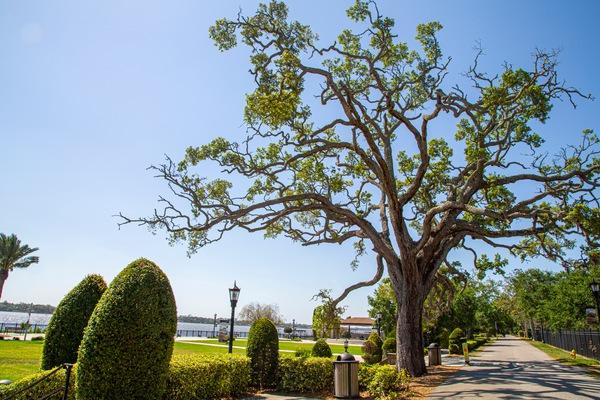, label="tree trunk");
[0,269,8,299]
[393,274,427,377]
